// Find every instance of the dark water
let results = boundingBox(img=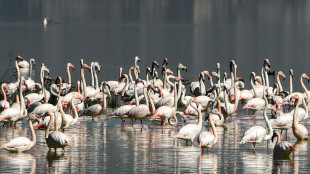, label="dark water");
[0,0,310,173]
